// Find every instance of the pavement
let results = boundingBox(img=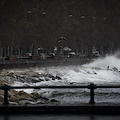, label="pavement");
[0,104,120,115]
